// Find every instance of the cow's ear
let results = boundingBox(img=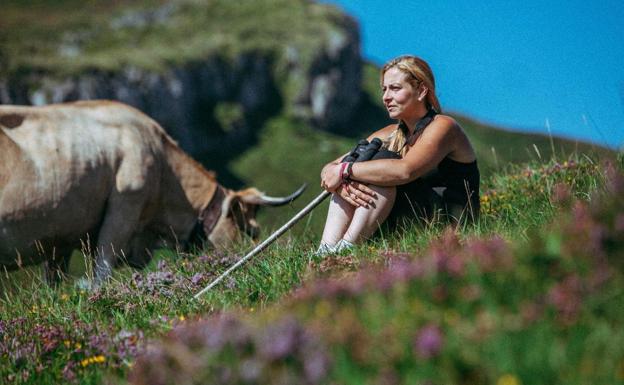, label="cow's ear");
[234,184,306,206]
